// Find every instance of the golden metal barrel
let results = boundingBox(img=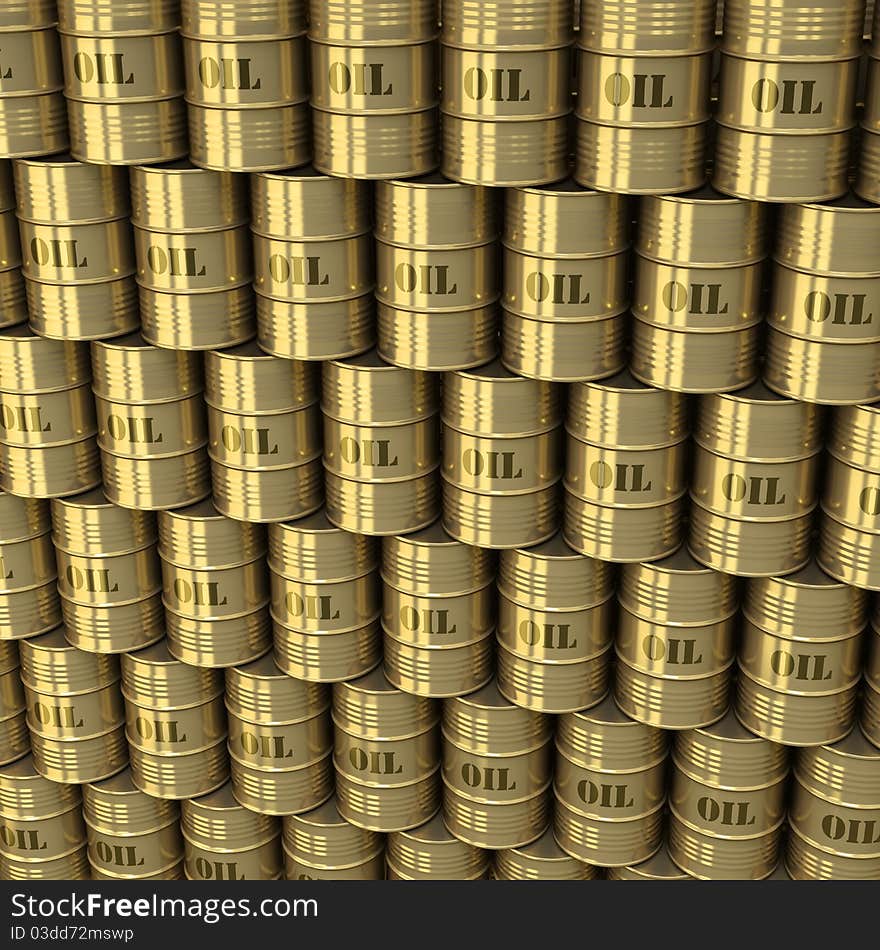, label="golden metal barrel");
[182,781,282,880]
[283,795,385,880]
